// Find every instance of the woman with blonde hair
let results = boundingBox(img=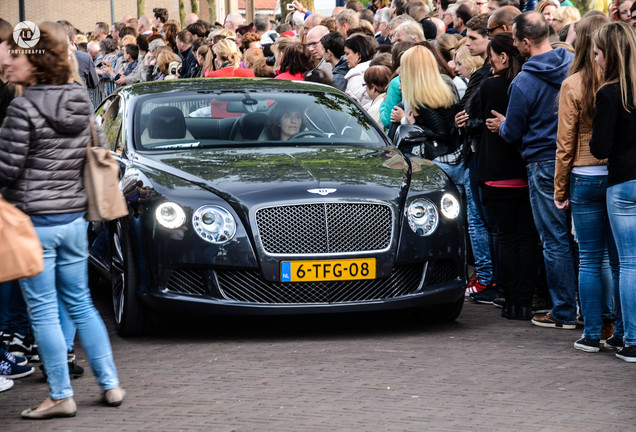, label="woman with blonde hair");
[590,21,636,362]
[536,0,558,25]
[453,45,484,99]
[400,45,457,160]
[212,29,237,45]
[437,33,463,64]
[552,6,580,33]
[204,38,255,77]
[156,49,182,79]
